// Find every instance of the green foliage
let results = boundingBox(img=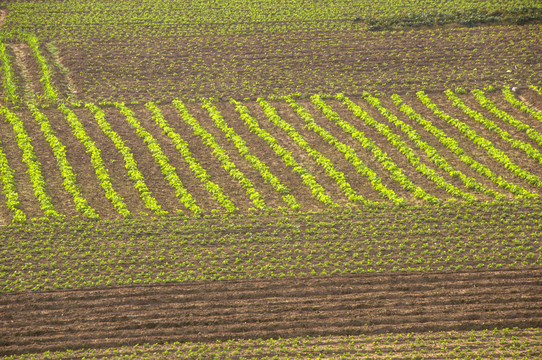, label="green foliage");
[0,42,19,104]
